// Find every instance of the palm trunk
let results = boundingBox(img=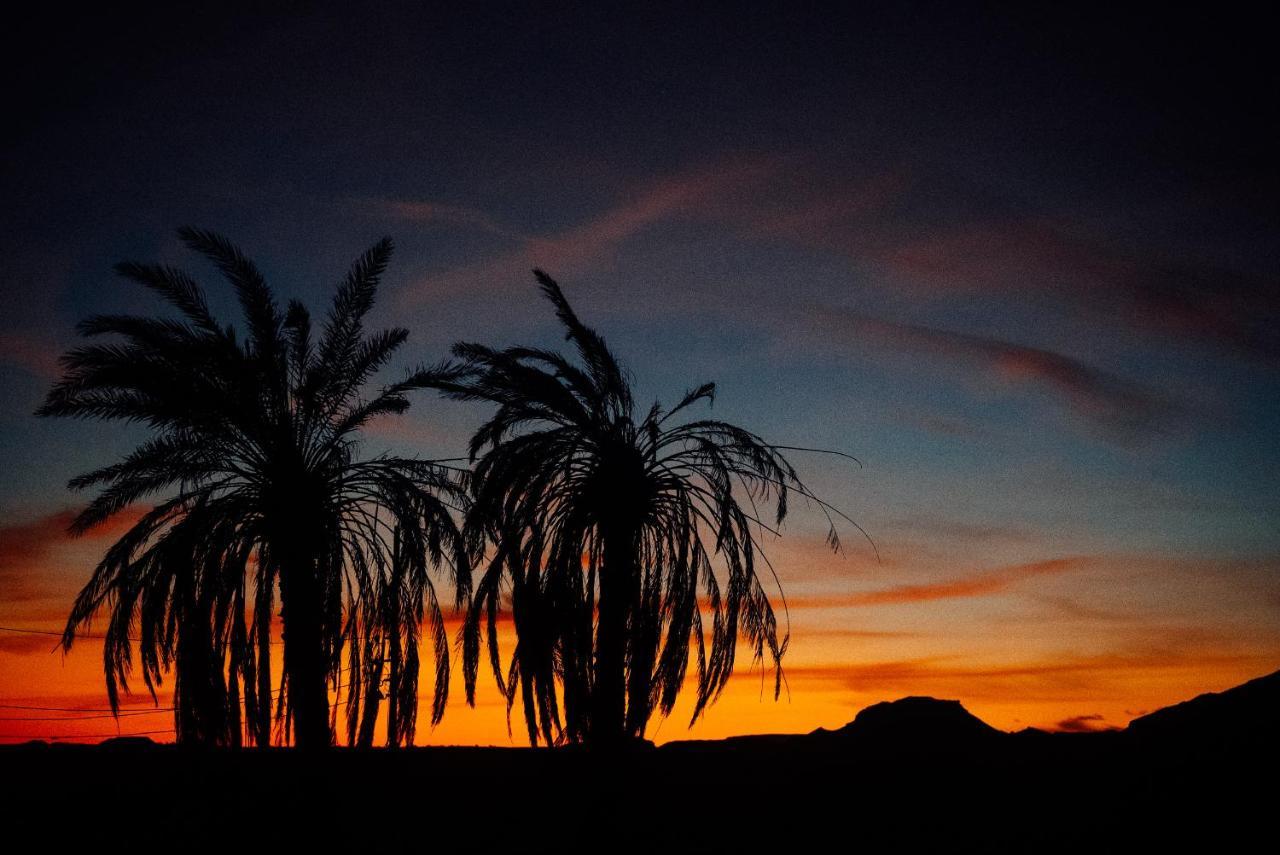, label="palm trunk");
[385,535,404,747]
[227,662,242,748]
[175,587,229,746]
[357,647,383,748]
[592,520,639,746]
[624,577,658,737]
[280,555,331,748]
[253,603,273,746]
[593,580,627,743]
[386,634,401,746]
